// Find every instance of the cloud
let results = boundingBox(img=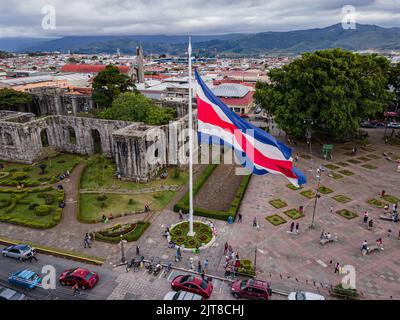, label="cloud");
[0,0,400,37]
